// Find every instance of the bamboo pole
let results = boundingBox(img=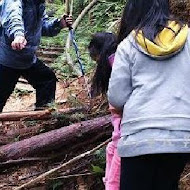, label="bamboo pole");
[65,0,70,15]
